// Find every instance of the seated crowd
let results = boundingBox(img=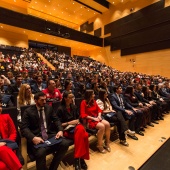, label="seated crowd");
[0,48,170,170]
